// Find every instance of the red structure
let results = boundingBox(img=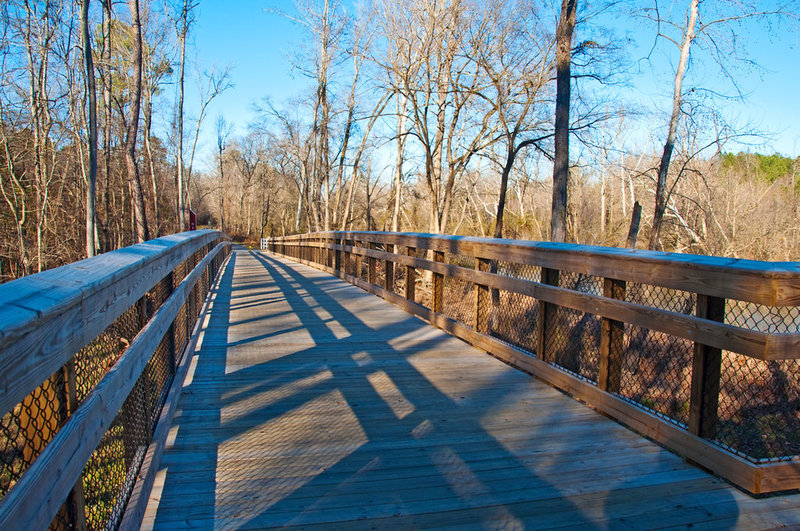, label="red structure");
[188,209,196,231]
